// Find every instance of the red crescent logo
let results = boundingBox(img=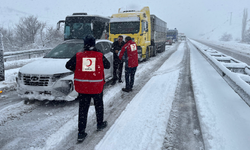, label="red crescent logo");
[86,59,92,67]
